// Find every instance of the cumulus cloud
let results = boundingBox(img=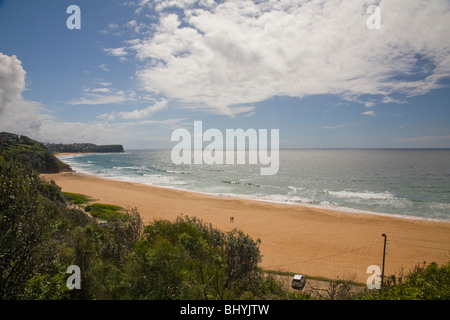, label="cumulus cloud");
[0,53,26,116]
[0,52,151,145]
[0,52,45,135]
[125,0,450,115]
